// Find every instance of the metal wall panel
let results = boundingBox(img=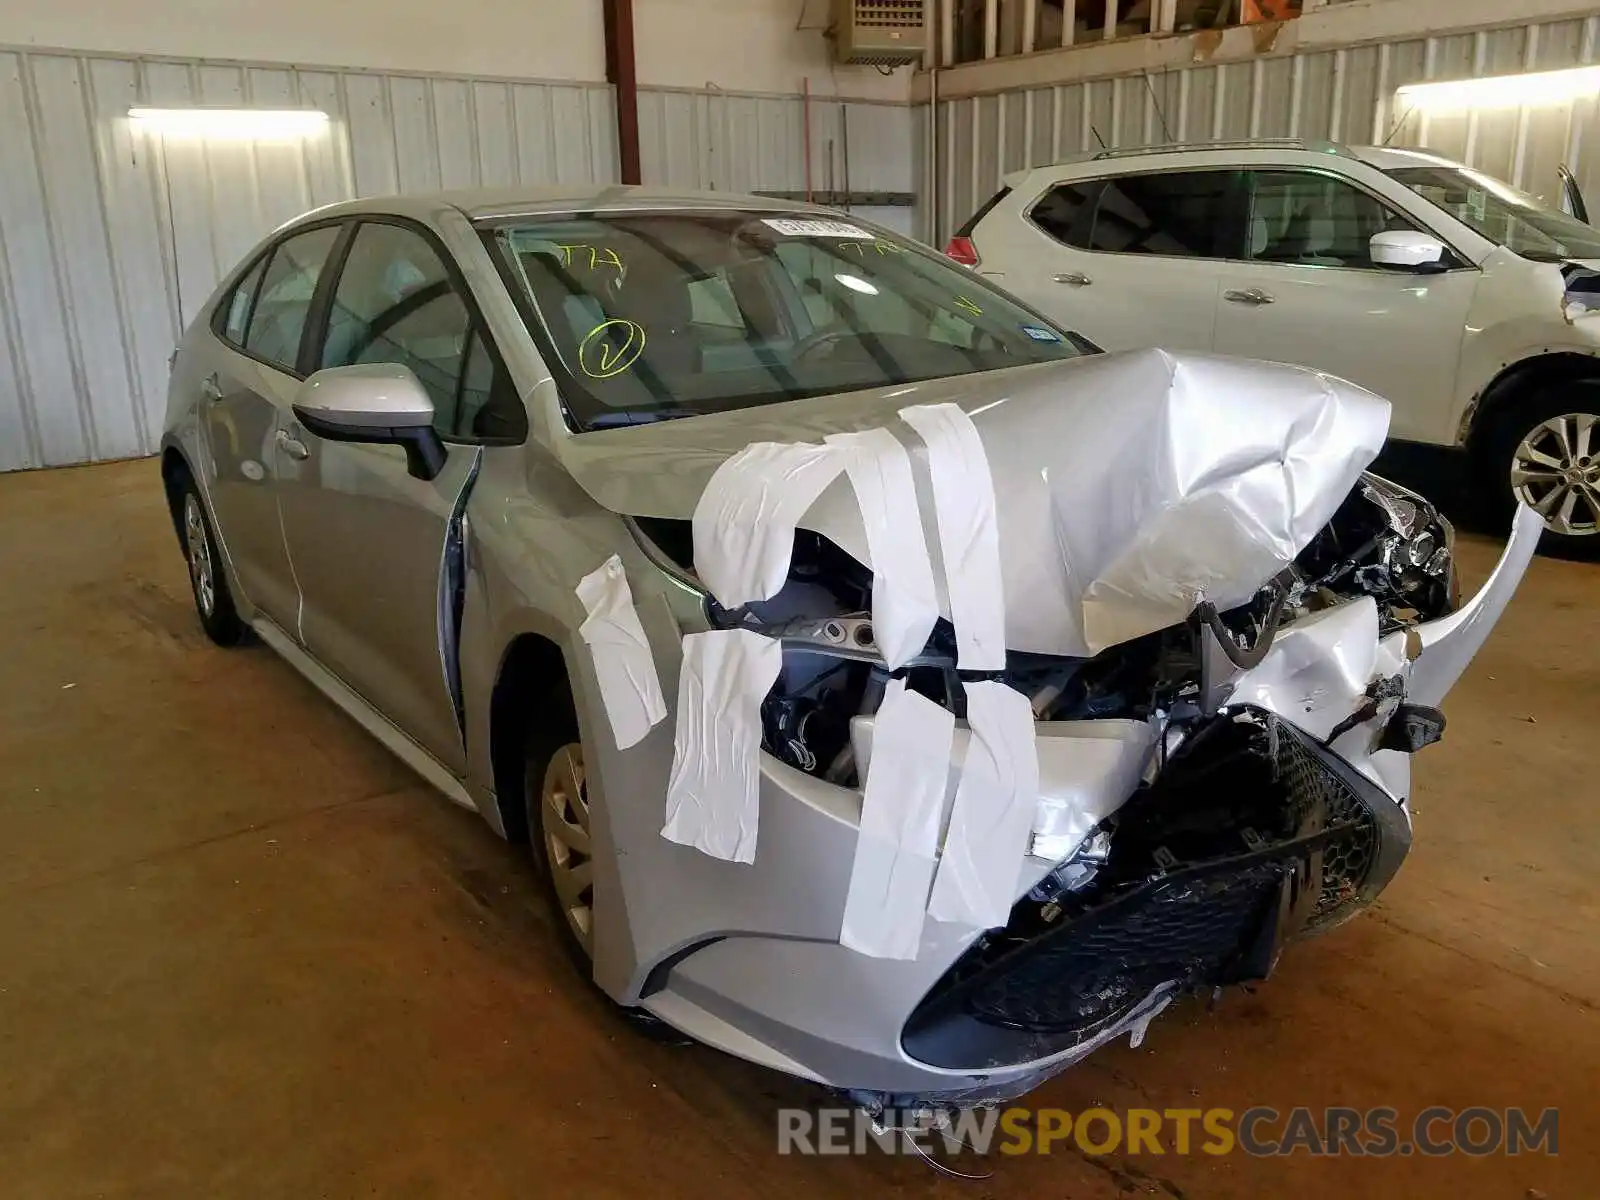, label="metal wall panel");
[927,13,1600,243]
[0,42,917,471]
